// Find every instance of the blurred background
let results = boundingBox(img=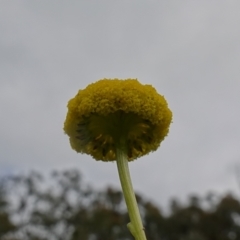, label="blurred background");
[1,1,240,239]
